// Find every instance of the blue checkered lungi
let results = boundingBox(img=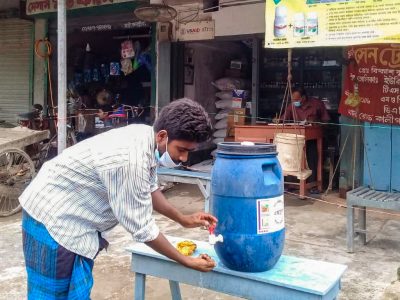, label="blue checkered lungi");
[22,211,94,300]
